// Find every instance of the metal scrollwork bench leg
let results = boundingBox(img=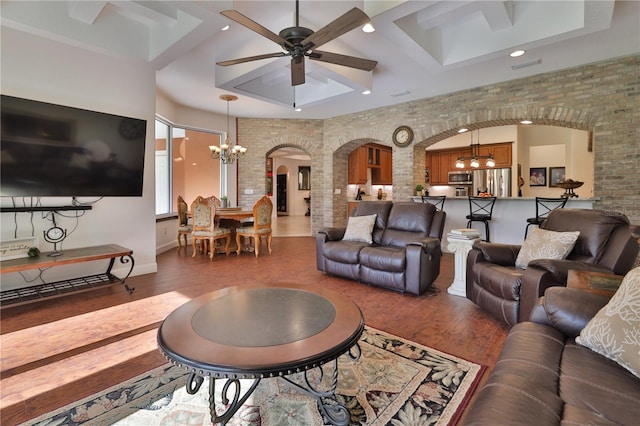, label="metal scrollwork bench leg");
[106,254,135,293]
